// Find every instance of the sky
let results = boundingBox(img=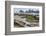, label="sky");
[14,8,39,13]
